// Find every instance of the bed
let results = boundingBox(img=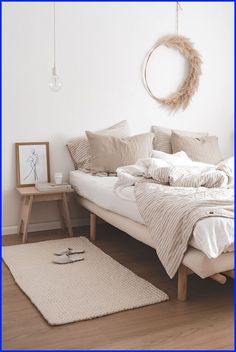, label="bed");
[70,170,234,301]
